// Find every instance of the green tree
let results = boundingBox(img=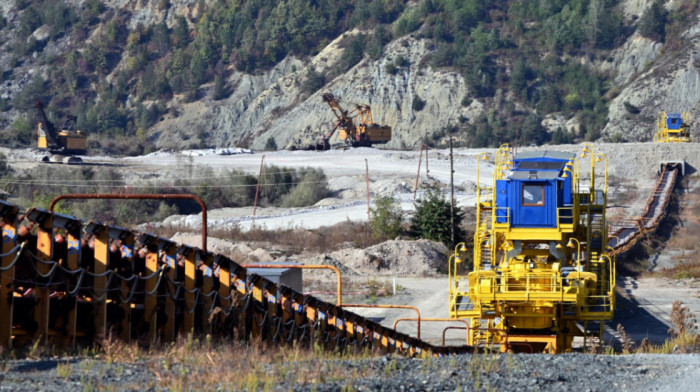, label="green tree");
[0,153,11,179]
[302,66,325,94]
[510,57,528,99]
[11,115,33,146]
[551,127,573,144]
[639,0,668,41]
[264,137,278,151]
[370,197,404,240]
[410,185,465,247]
[212,73,227,100]
[340,35,365,71]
